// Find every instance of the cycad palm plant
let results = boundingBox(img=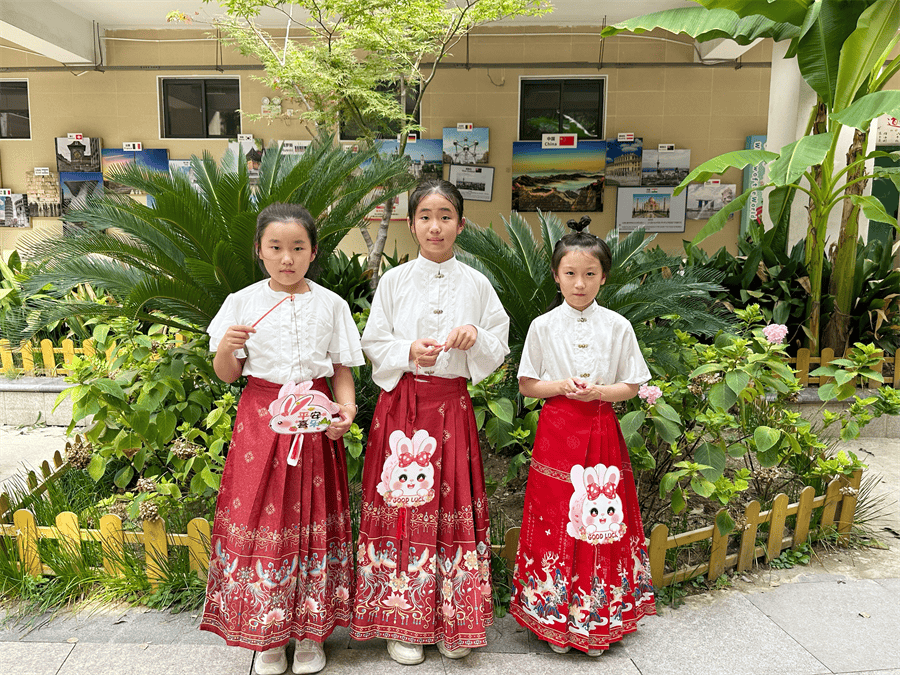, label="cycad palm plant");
[455,211,732,376]
[13,134,413,338]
